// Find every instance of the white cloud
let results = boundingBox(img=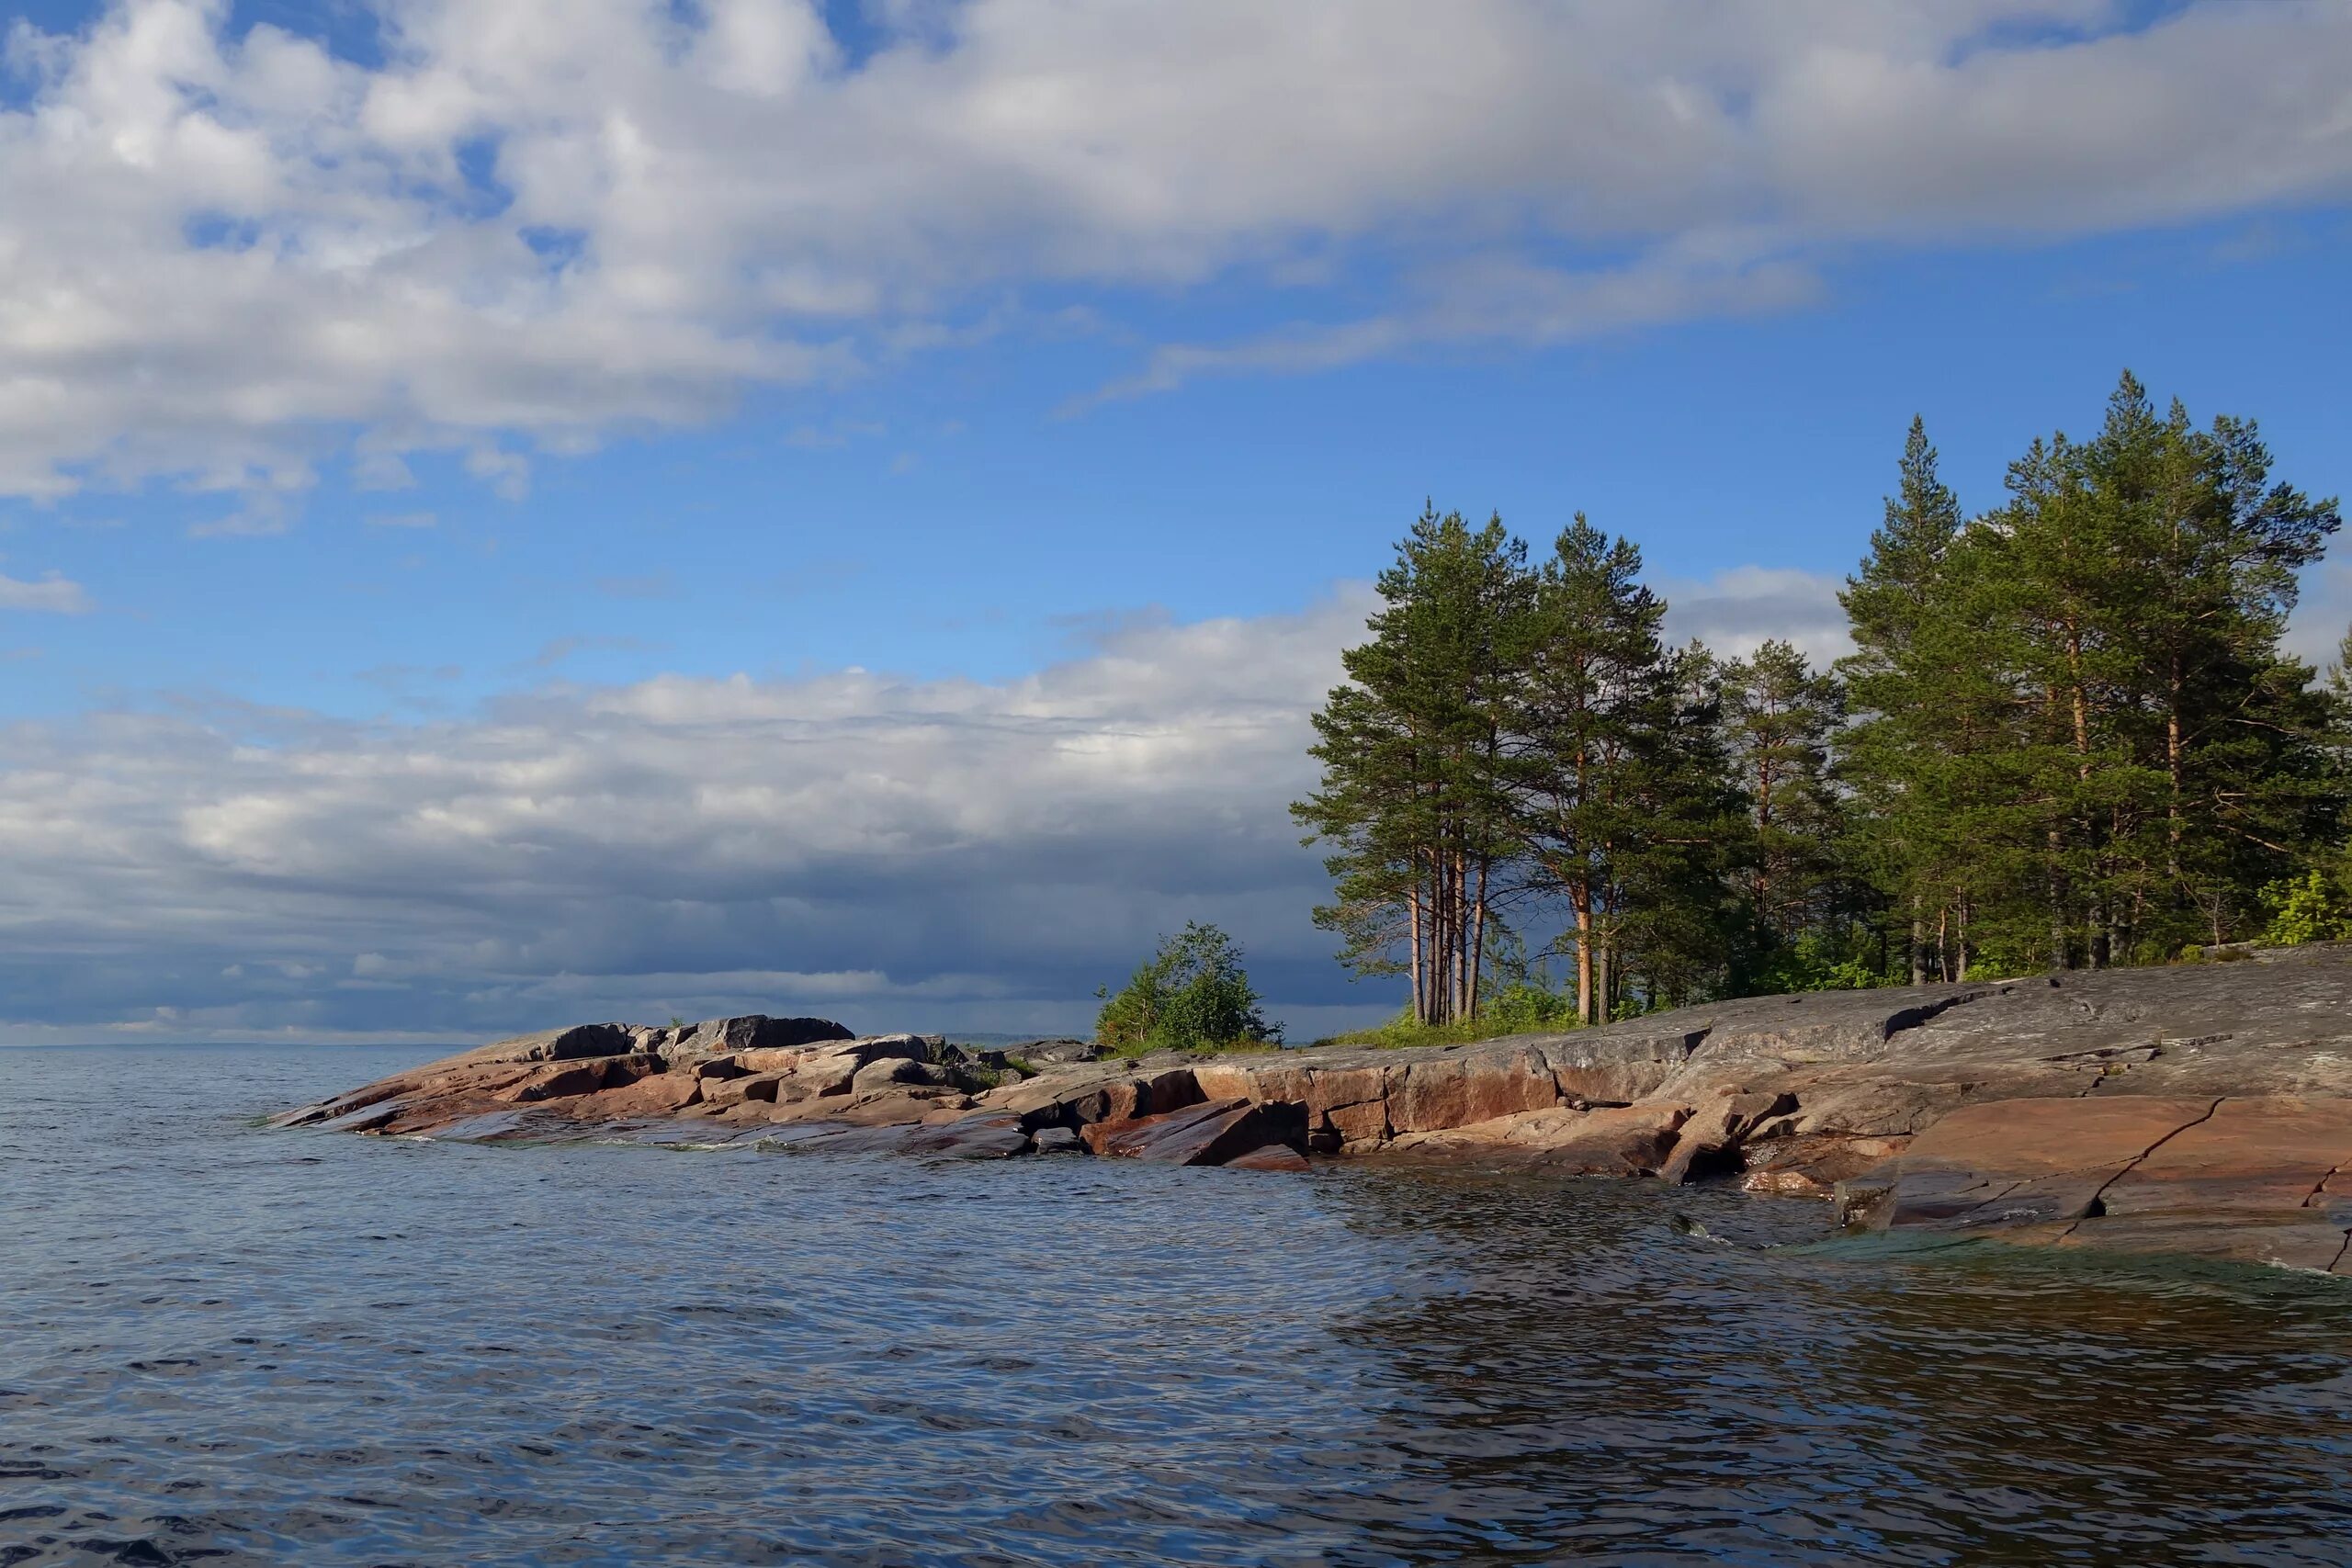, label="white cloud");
[0,570,95,614]
[0,588,1377,1040]
[0,0,2345,497]
[1657,565,1853,666]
